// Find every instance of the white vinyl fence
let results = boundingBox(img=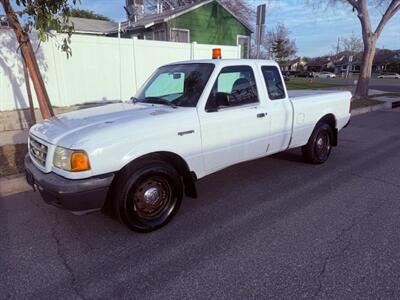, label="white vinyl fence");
[0,30,241,111]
